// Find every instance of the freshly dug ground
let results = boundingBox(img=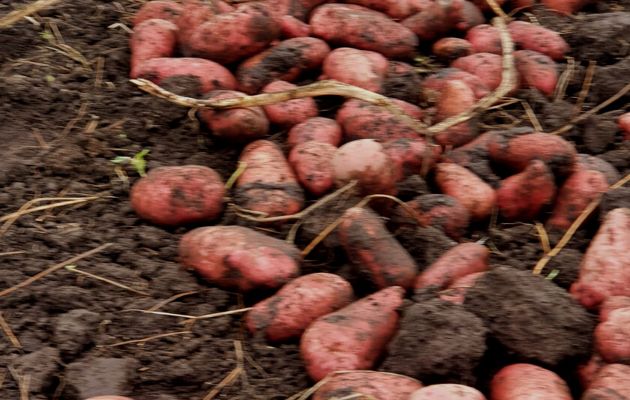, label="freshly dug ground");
[0,1,629,399]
